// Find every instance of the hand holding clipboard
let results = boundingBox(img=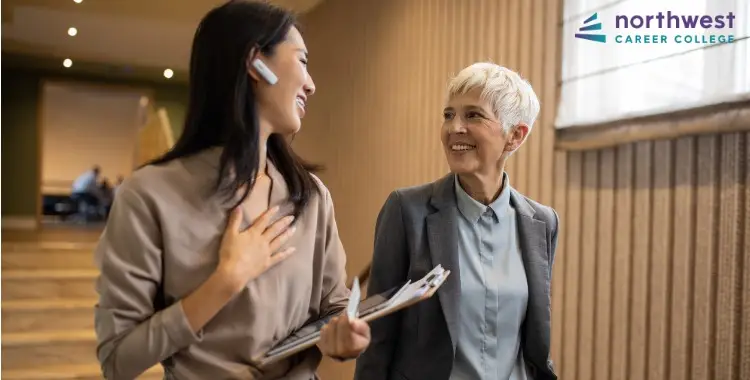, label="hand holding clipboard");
[316,276,369,361]
[257,265,450,366]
